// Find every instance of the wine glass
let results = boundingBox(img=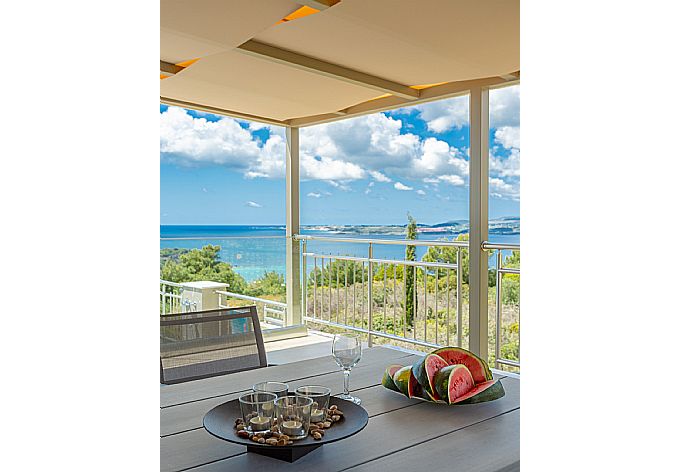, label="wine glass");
[332,334,362,405]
